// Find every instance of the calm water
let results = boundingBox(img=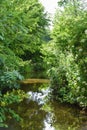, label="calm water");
[1,83,87,130]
